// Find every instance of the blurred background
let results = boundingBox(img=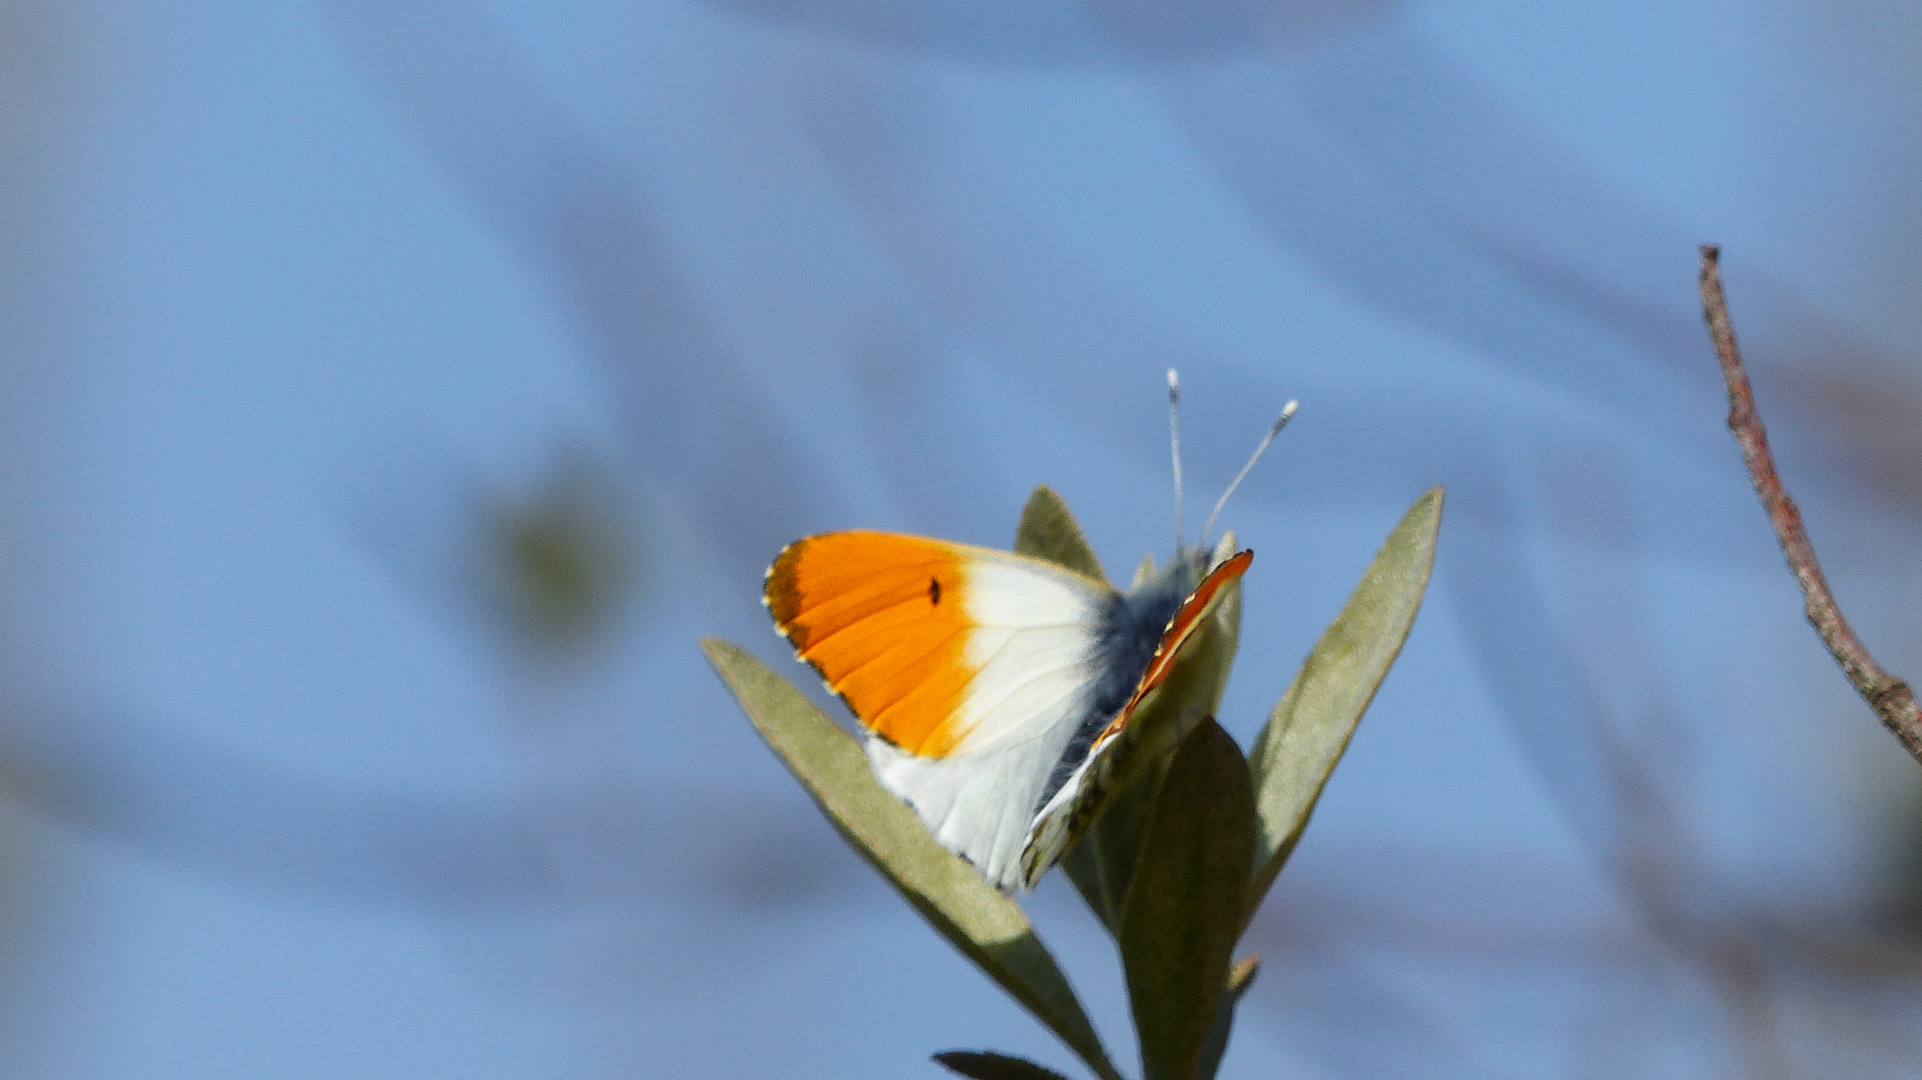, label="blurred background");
[1,0,1921,1076]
